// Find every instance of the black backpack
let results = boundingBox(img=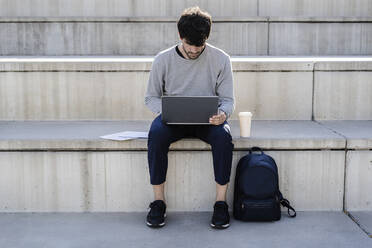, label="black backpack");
[233,147,296,221]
